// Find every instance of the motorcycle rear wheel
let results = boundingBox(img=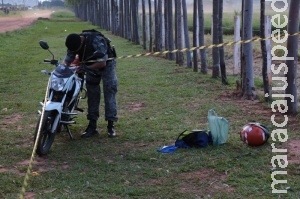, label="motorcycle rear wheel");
[34,110,57,156]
